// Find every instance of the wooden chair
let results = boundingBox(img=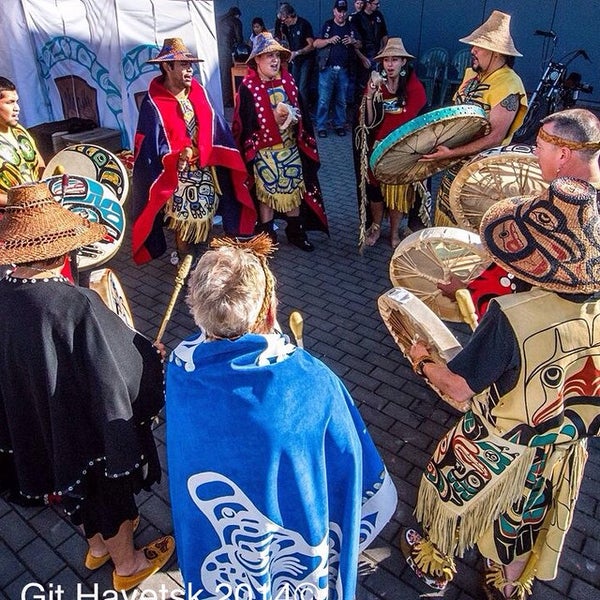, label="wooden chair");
[439,48,472,105]
[417,47,449,107]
